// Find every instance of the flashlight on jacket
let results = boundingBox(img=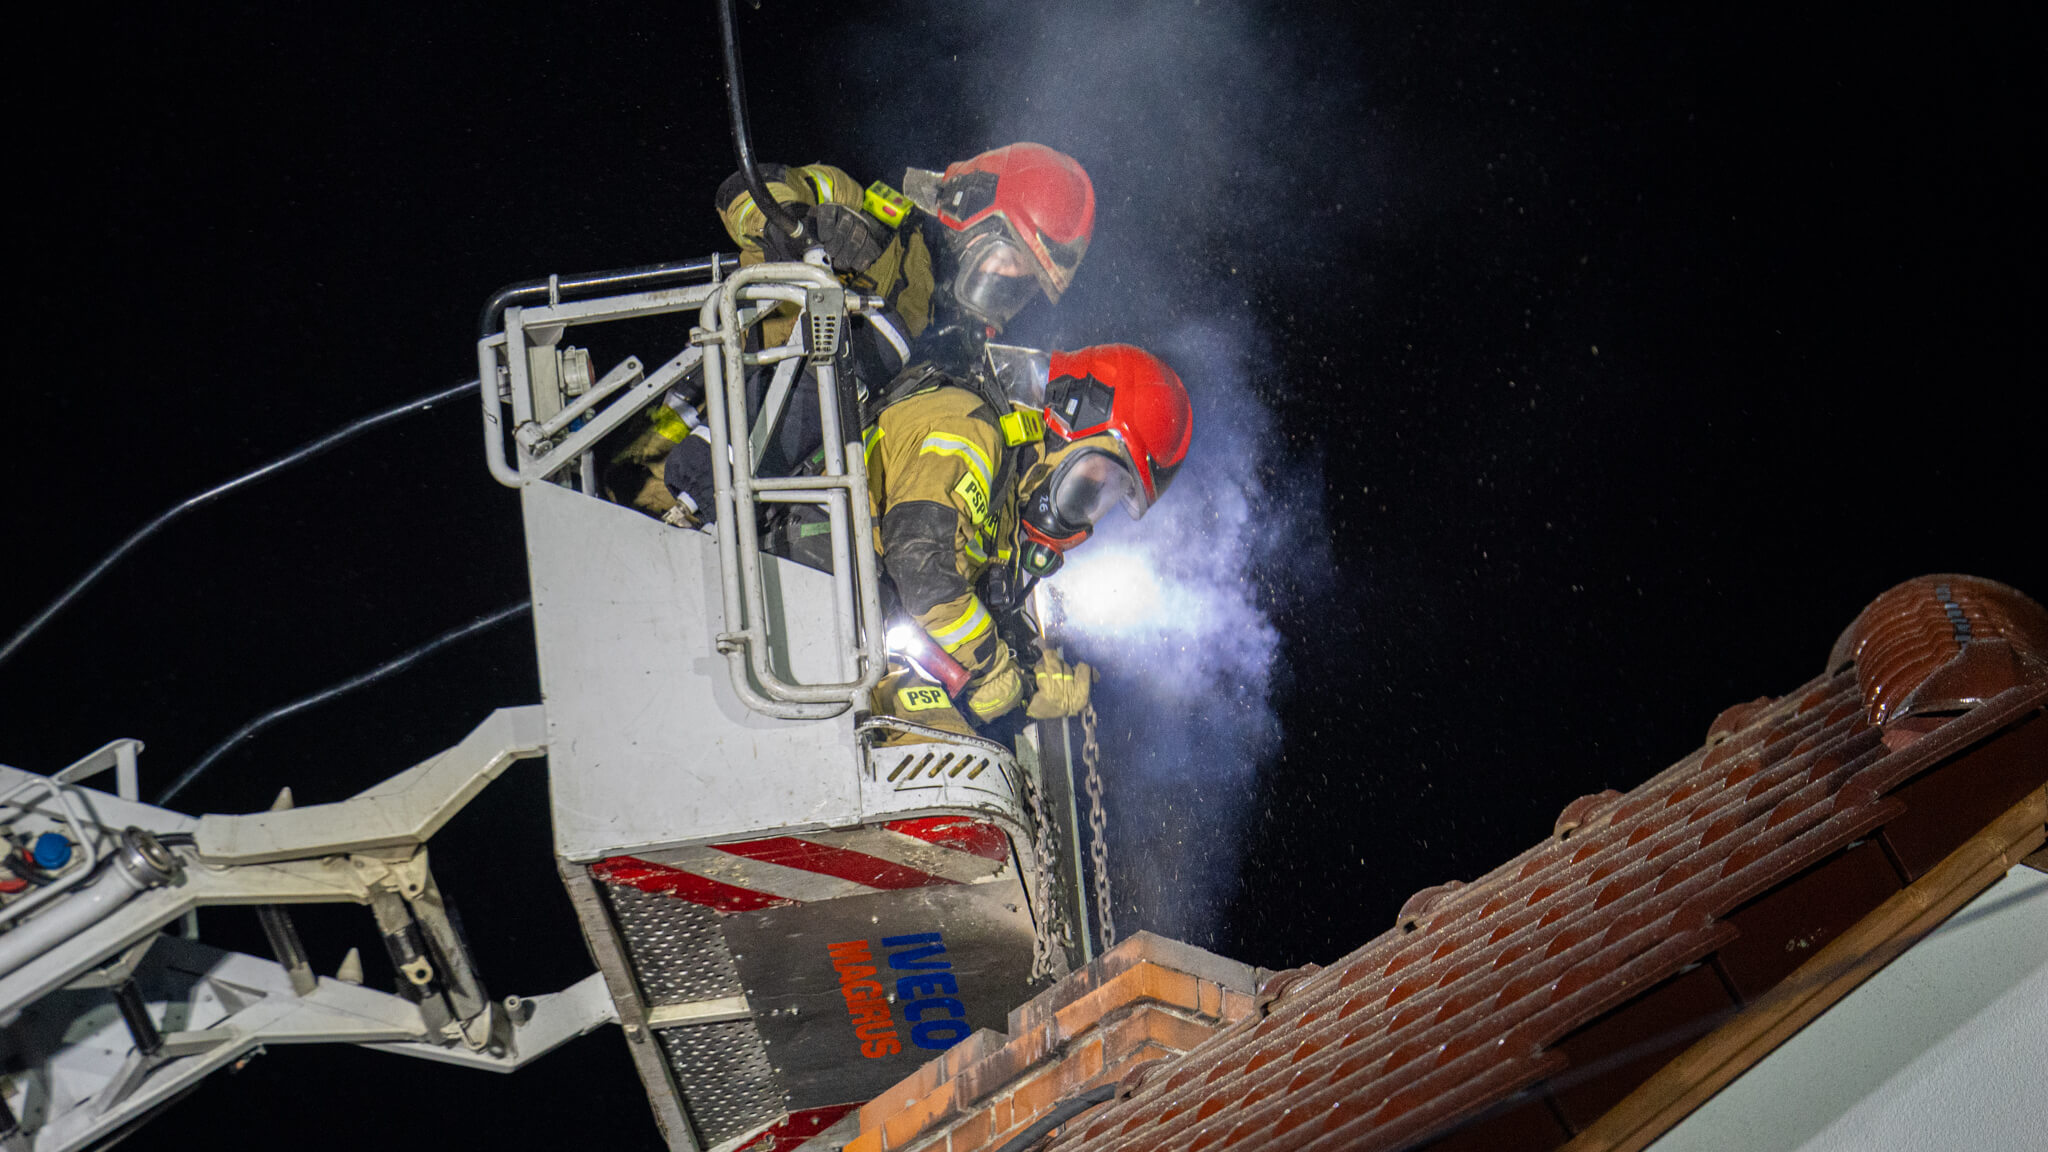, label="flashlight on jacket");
[886,622,971,697]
